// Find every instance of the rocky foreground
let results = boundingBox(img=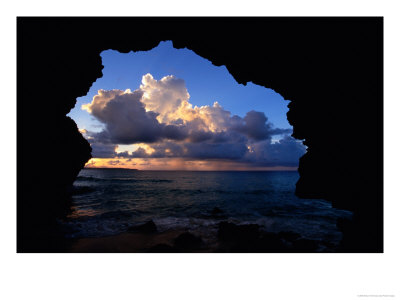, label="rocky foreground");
[69,220,337,253]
